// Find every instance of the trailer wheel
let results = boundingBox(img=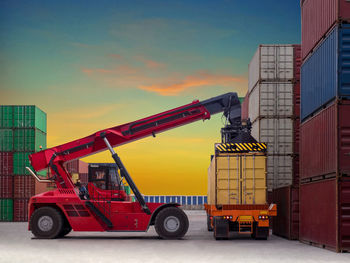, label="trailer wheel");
[155,207,189,239]
[253,226,269,240]
[30,207,63,239]
[207,215,213,232]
